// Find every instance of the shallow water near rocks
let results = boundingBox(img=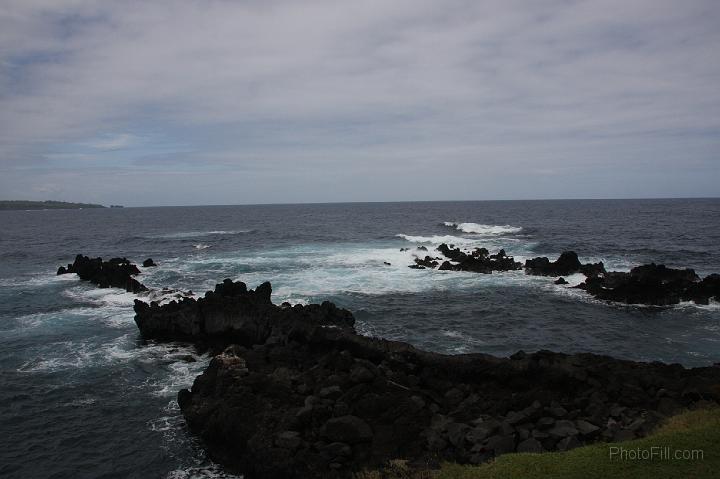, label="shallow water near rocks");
[1,199,719,478]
